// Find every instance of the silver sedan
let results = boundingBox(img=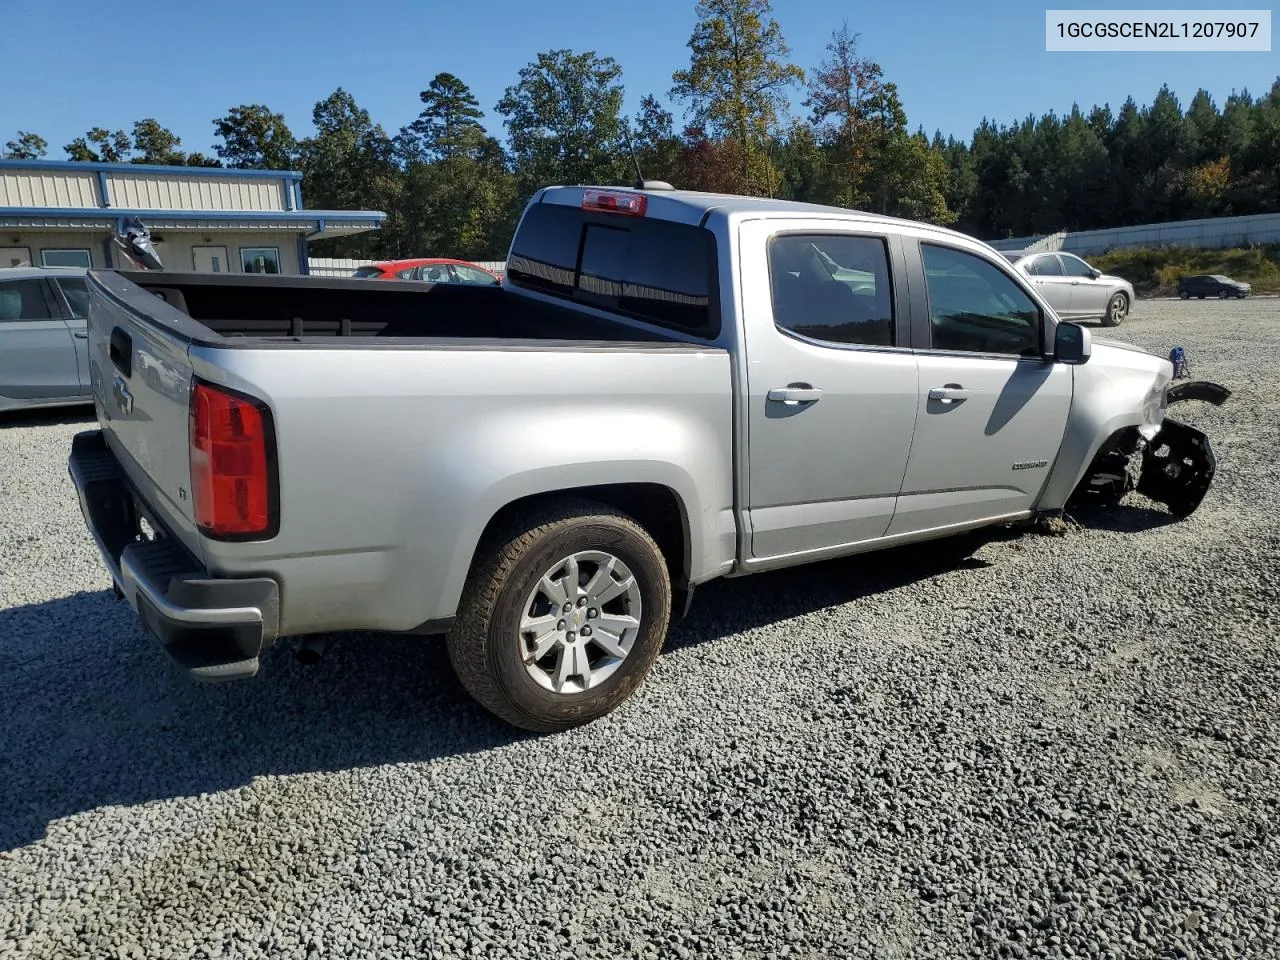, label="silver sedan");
[1002,250,1135,327]
[0,266,93,414]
